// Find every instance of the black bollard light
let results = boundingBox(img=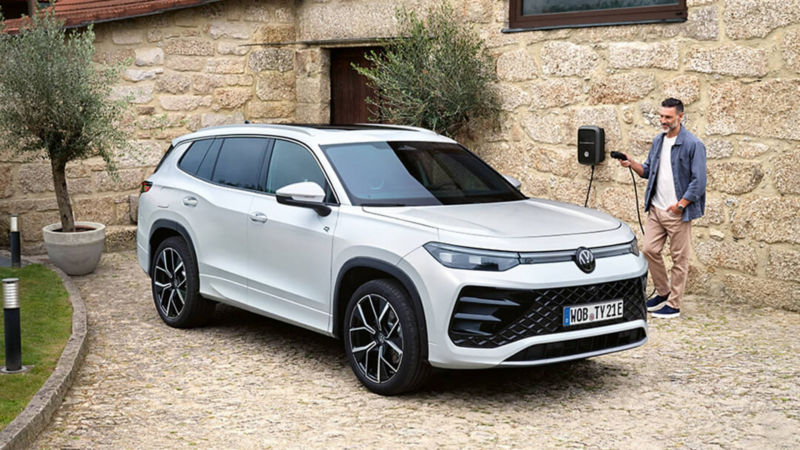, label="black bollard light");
[10,214,21,268]
[2,278,22,373]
